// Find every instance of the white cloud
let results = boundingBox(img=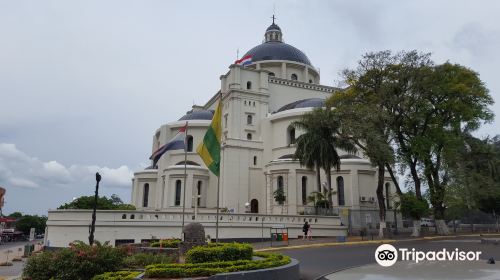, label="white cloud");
[0,143,133,190]
[9,177,39,189]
